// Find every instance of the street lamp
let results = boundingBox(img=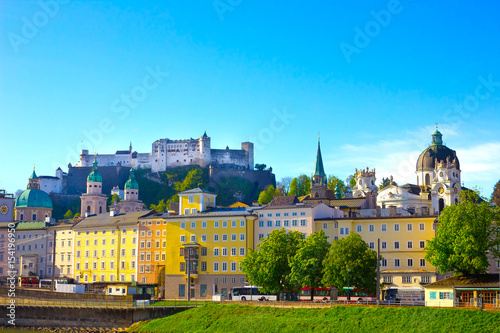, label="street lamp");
[347,268,351,302]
